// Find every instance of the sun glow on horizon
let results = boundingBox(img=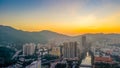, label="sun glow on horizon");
[0,0,120,35]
